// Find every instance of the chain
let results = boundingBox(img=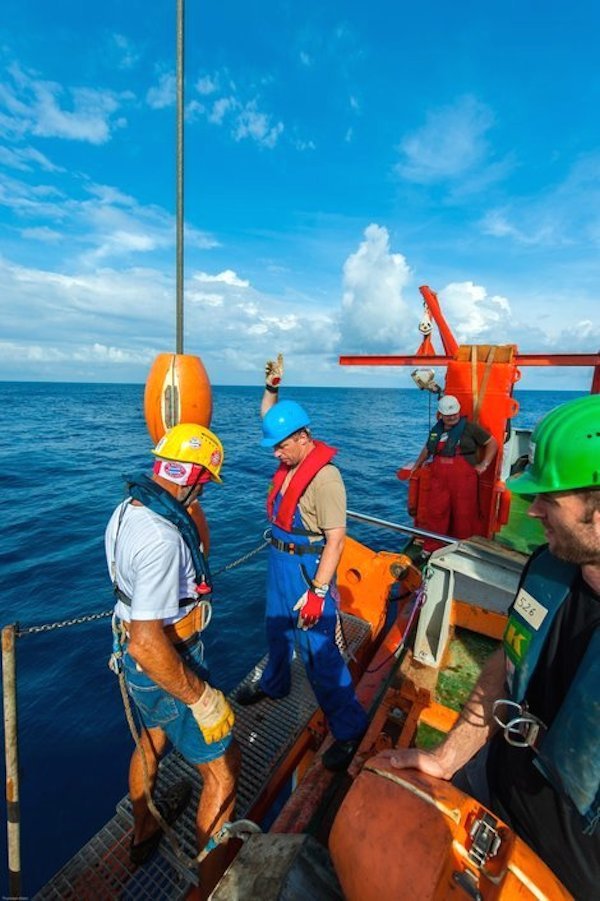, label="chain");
[211,536,269,575]
[16,609,114,637]
[13,538,269,638]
